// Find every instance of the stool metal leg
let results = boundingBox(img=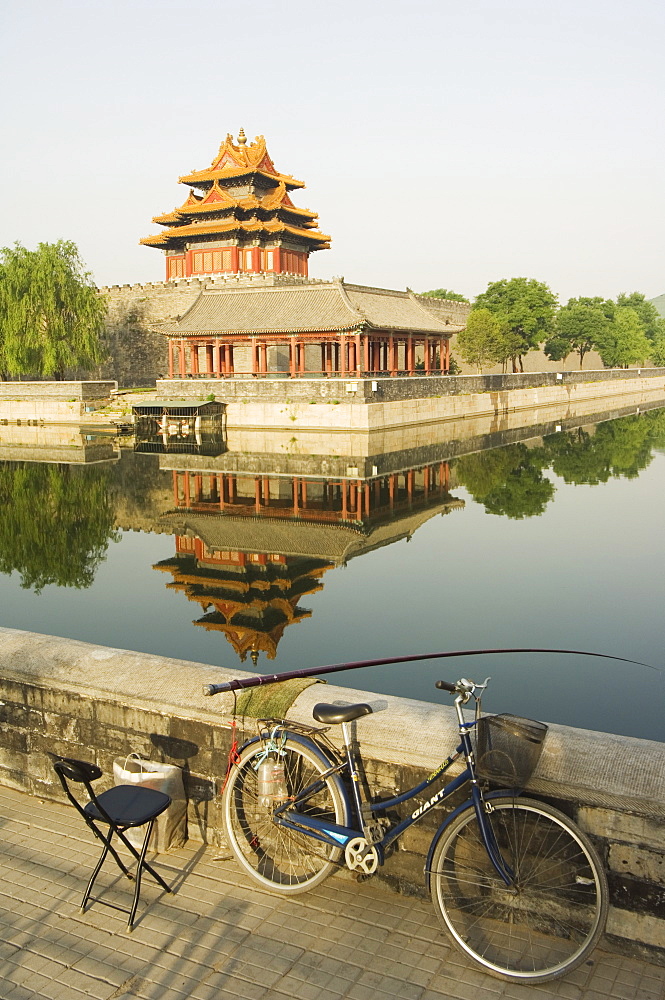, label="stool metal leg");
[81,825,132,914]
